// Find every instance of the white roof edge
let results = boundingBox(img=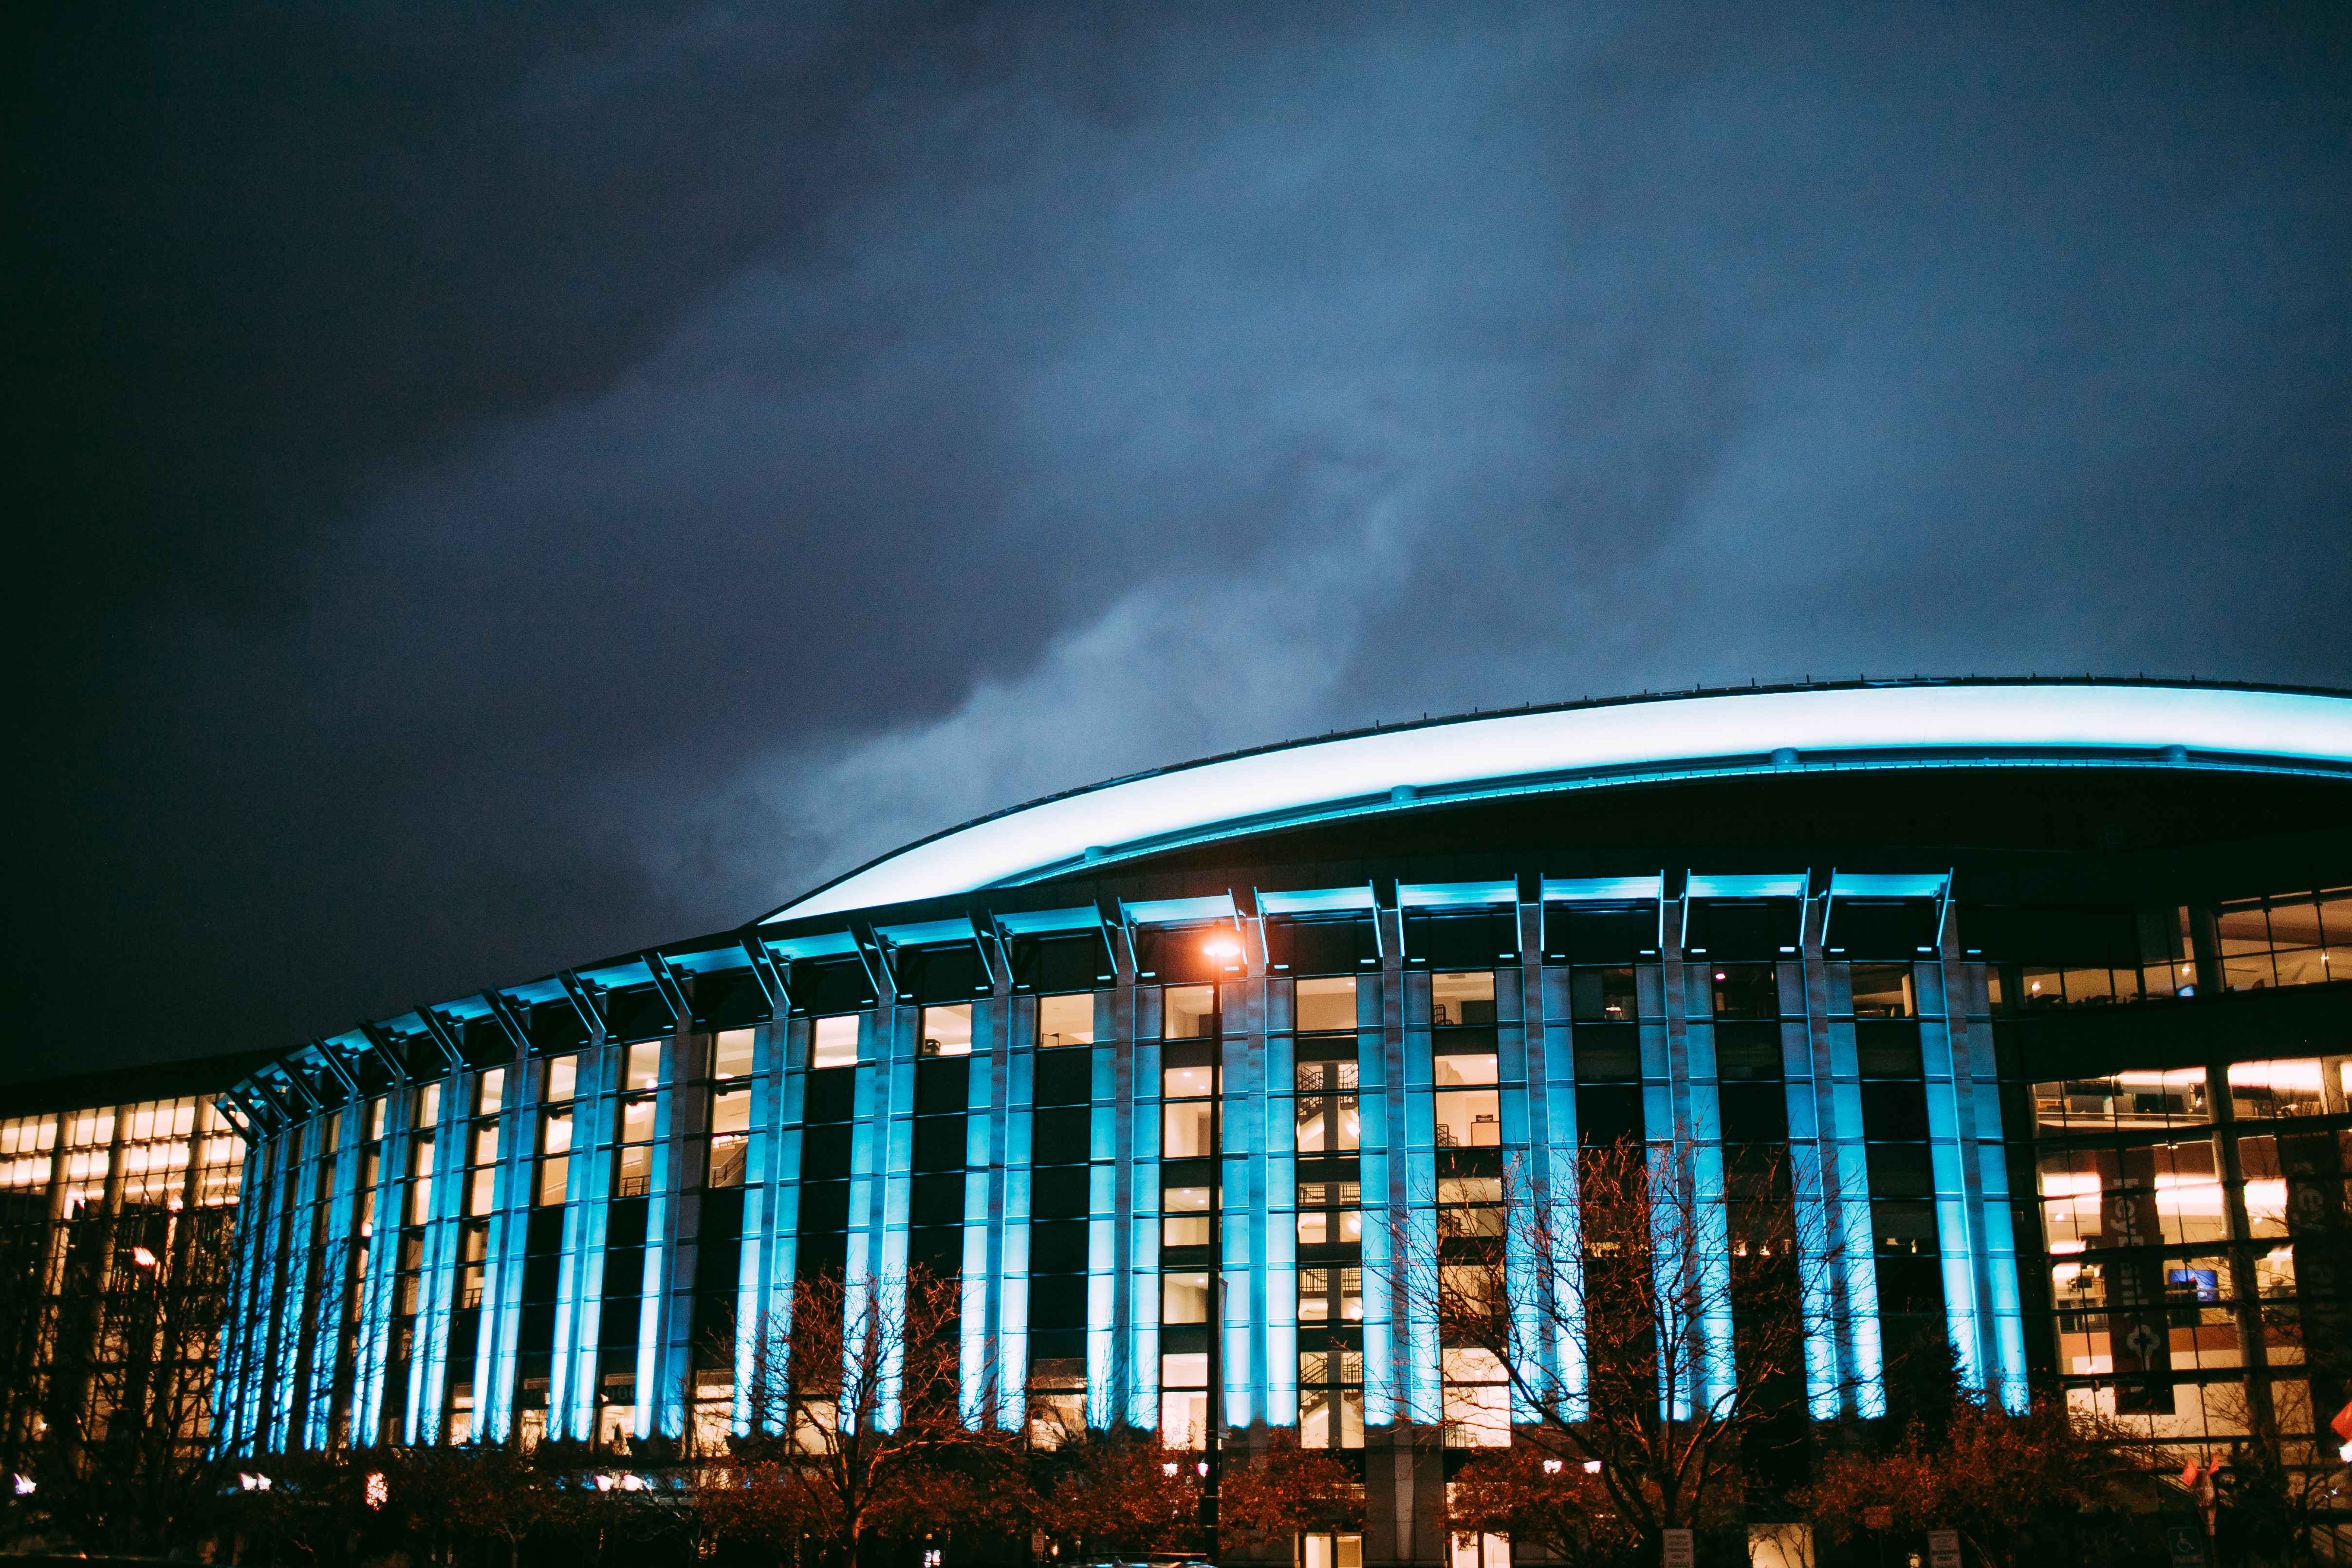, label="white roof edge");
[773,684,2352,922]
